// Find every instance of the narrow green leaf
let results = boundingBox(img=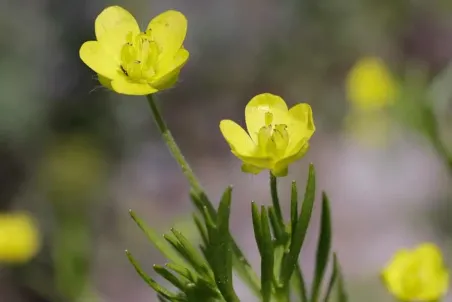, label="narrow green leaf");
[125,250,181,300]
[324,254,338,302]
[190,190,205,214]
[231,242,261,297]
[210,186,239,302]
[260,206,274,302]
[311,192,332,302]
[191,189,260,296]
[280,163,316,285]
[273,245,285,287]
[154,265,187,291]
[268,206,286,243]
[290,181,298,239]
[165,263,196,283]
[129,210,186,266]
[163,233,188,262]
[170,229,213,279]
[291,265,308,302]
[189,276,224,301]
[251,202,263,254]
[198,191,218,220]
[193,214,208,247]
[202,206,216,239]
[335,254,348,302]
[157,294,170,302]
[269,172,284,230]
[163,233,203,278]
